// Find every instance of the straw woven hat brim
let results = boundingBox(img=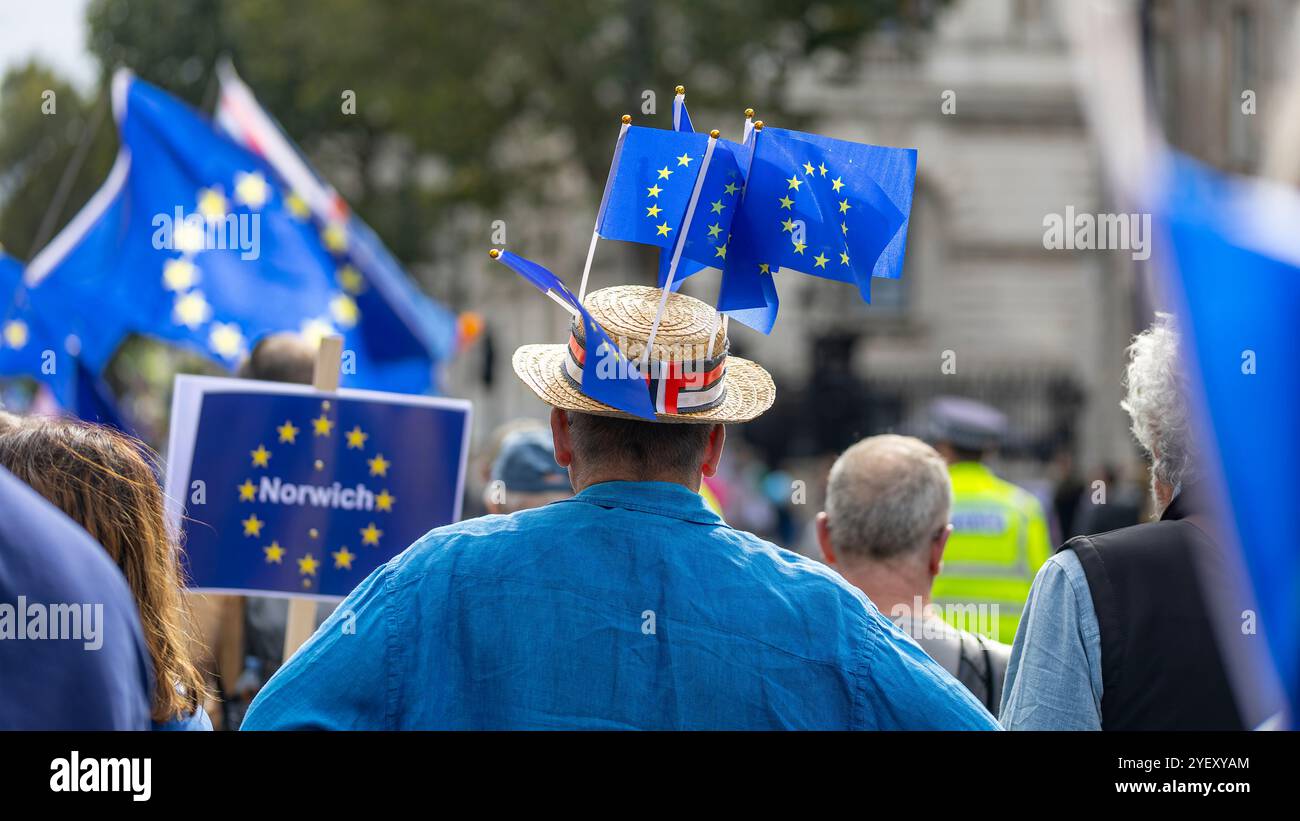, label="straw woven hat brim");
[512,343,776,424]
